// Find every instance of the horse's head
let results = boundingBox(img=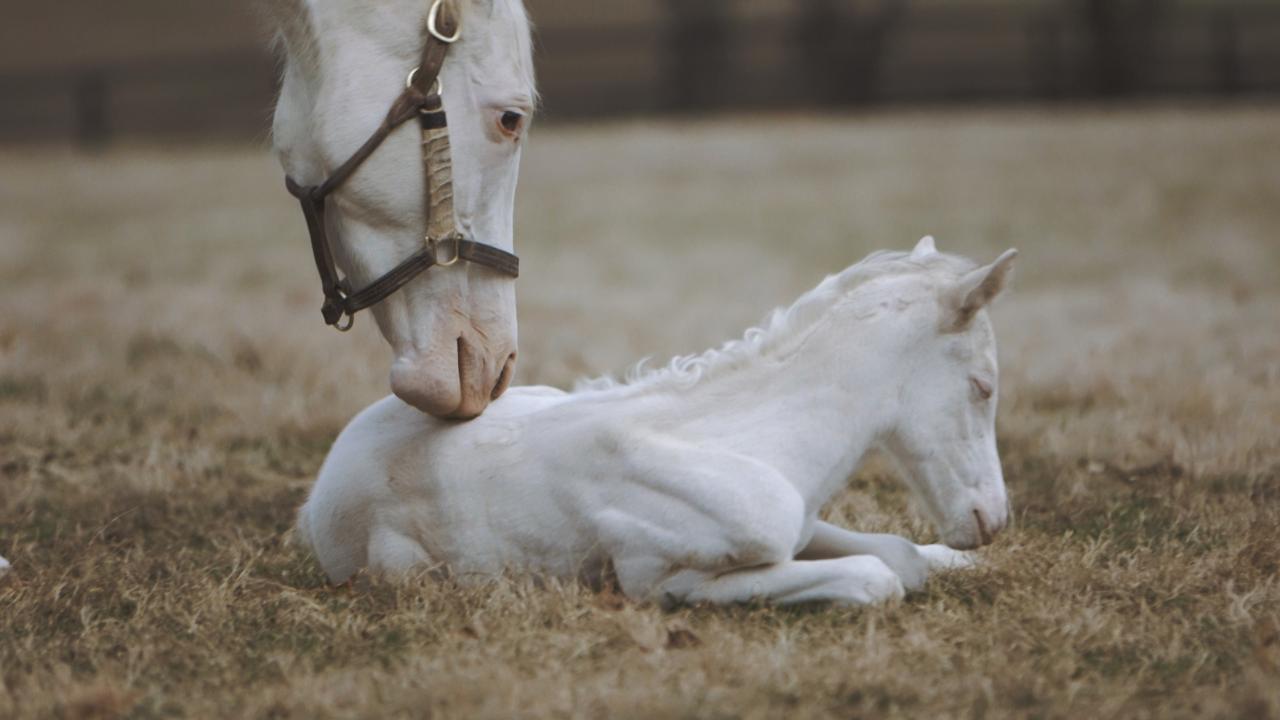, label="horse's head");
[270,0,535,418]
[875,237,1017,550]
